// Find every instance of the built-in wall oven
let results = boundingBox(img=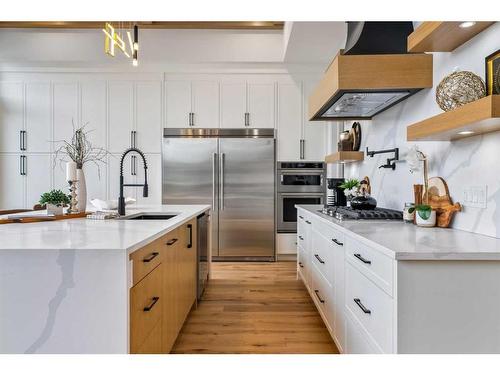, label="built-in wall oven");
[277,162,326,233]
